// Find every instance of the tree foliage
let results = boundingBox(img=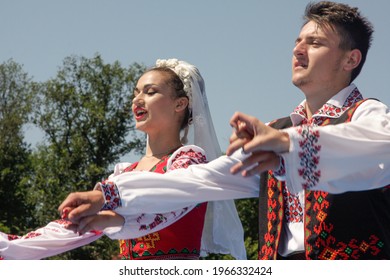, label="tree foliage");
[0,60,36,233]
[235,198,258,260]
[24,54,146,259]
[33,54,145,187]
